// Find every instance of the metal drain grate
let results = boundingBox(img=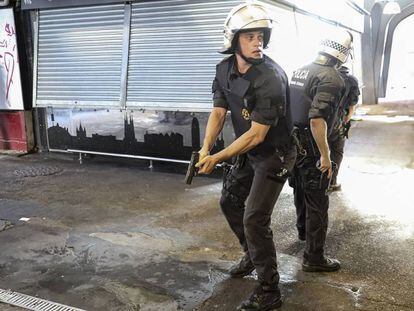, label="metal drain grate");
[13,166,63,177]
[0,289,85,311]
